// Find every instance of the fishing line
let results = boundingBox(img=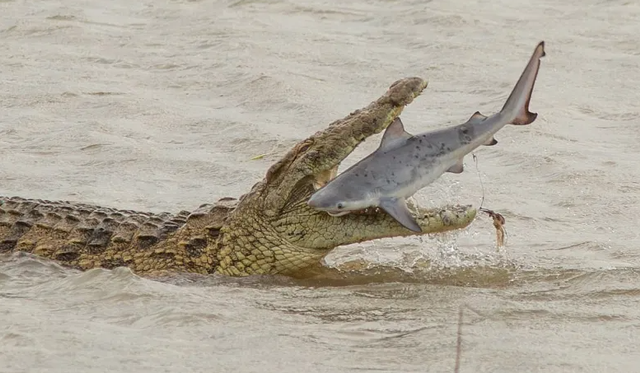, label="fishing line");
[471,152,486,210]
